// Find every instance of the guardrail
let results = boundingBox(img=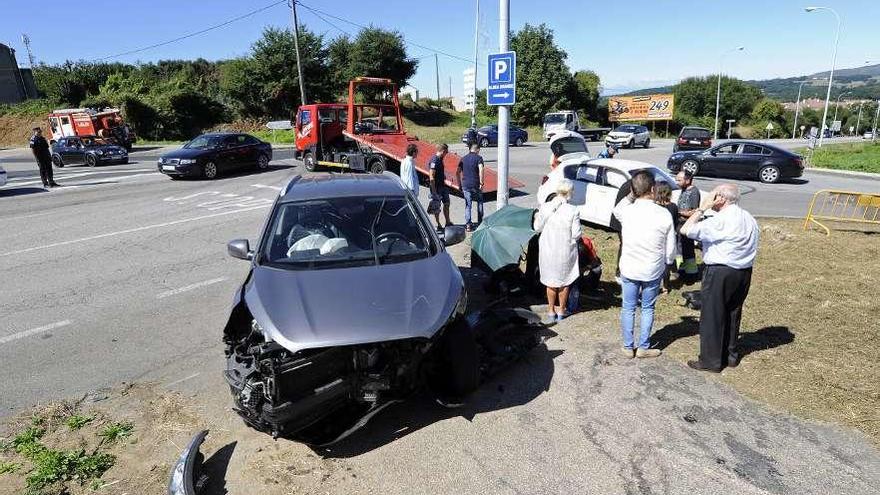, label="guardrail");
[803,189,880,236]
